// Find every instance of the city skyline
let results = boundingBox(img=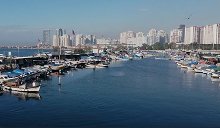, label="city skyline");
[0,0,220,45]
